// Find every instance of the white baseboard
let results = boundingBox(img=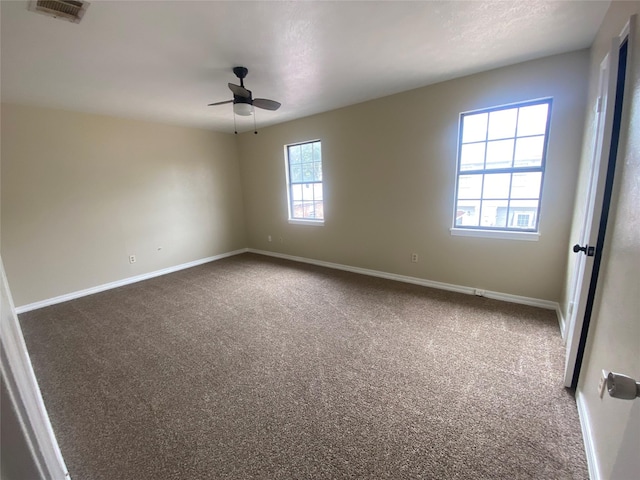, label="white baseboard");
[576,391,600,480]
[15,249,249,314]
[248,249,560,312]
[17,247,561,317]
